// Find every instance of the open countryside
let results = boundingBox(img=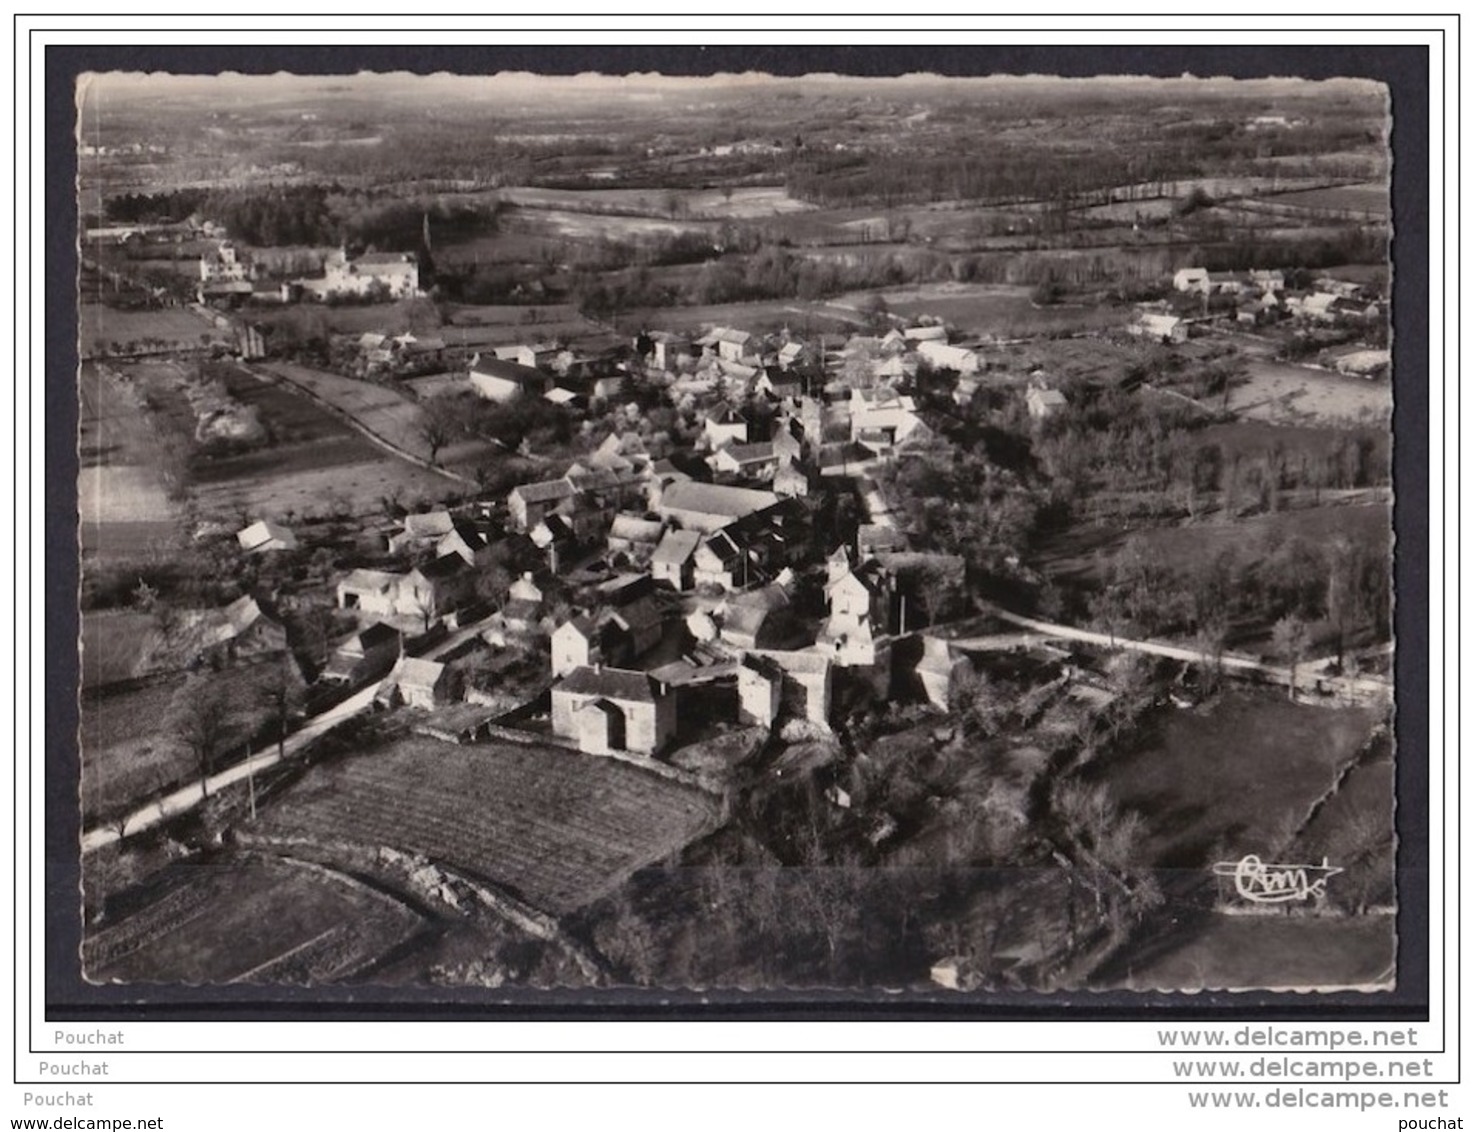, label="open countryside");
[76,69,1397,994]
